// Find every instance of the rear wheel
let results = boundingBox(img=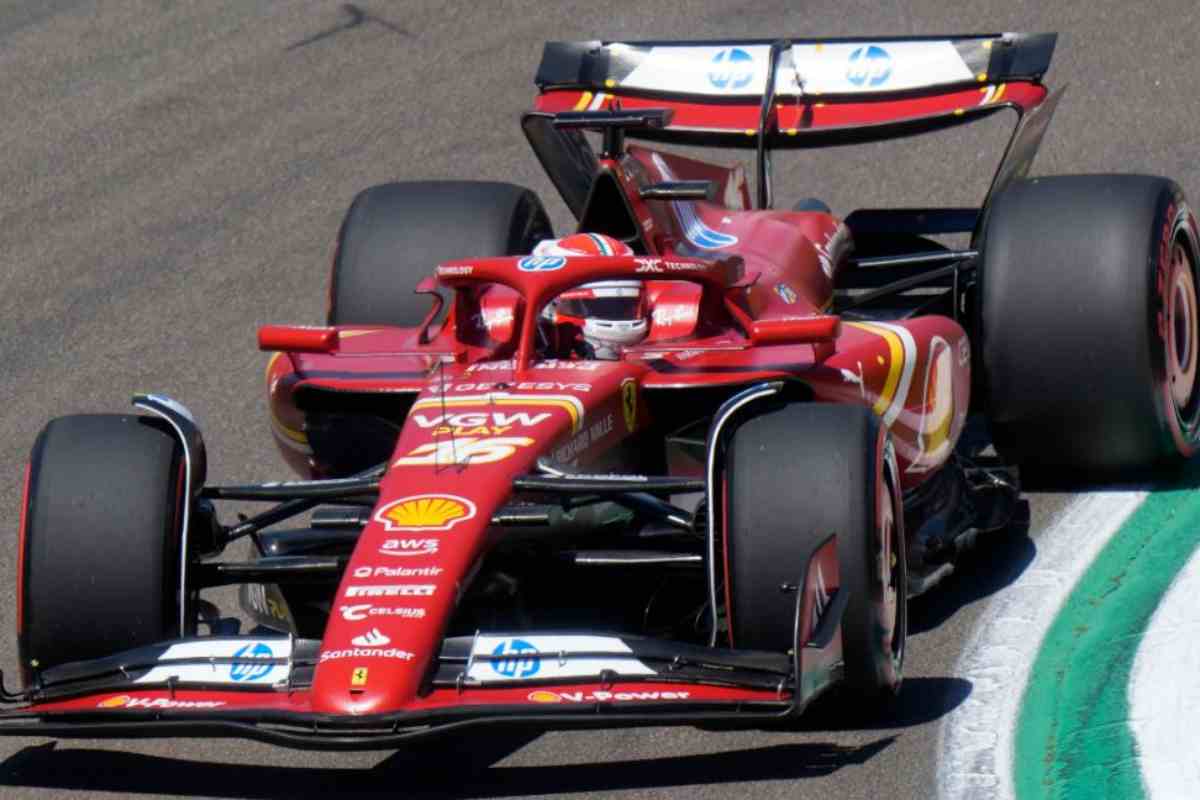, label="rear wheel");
[328,180,553,326]
[18,415,185,682]
[723,403,906,698]
[979,175,1200,471]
